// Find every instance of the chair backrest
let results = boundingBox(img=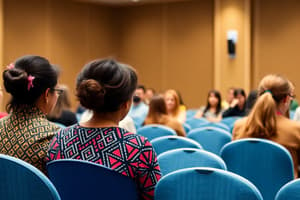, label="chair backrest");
[185,118,208,129]
[47,159,138,200]
[220,138,294,200]
[188,127,232,155]
[275,179,300,200]
[205,122,230,132]
[220,116,241,127]
[0,154,60,200]
[137,124,176,141]
[186,109,198,119]
[155,167,263,200]
[158,148,227,176]
[183,123,191,134]
[151,136,202,155]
